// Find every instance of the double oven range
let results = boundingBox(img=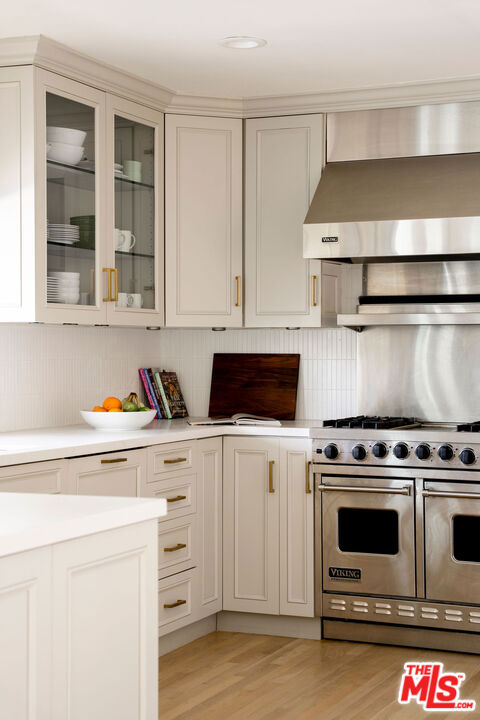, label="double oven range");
[312,415,480,653]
